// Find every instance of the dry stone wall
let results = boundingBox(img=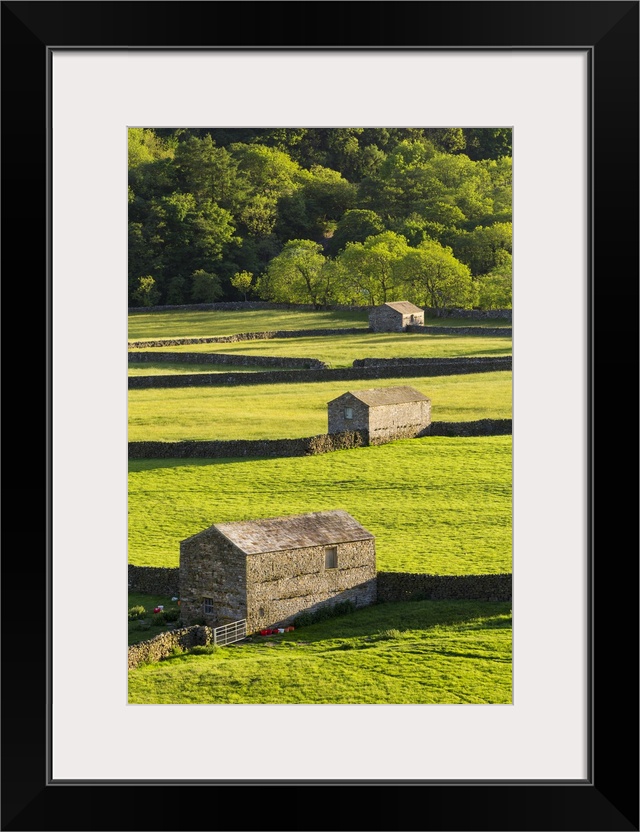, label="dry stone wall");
[128,421,510,460]
[128,351,327,369]
[405,324,512,337]
[128,625,215,669]
[377,572,512,602]
[128,564,179,595]
[128,357,512,389]
[128,328,365,348]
